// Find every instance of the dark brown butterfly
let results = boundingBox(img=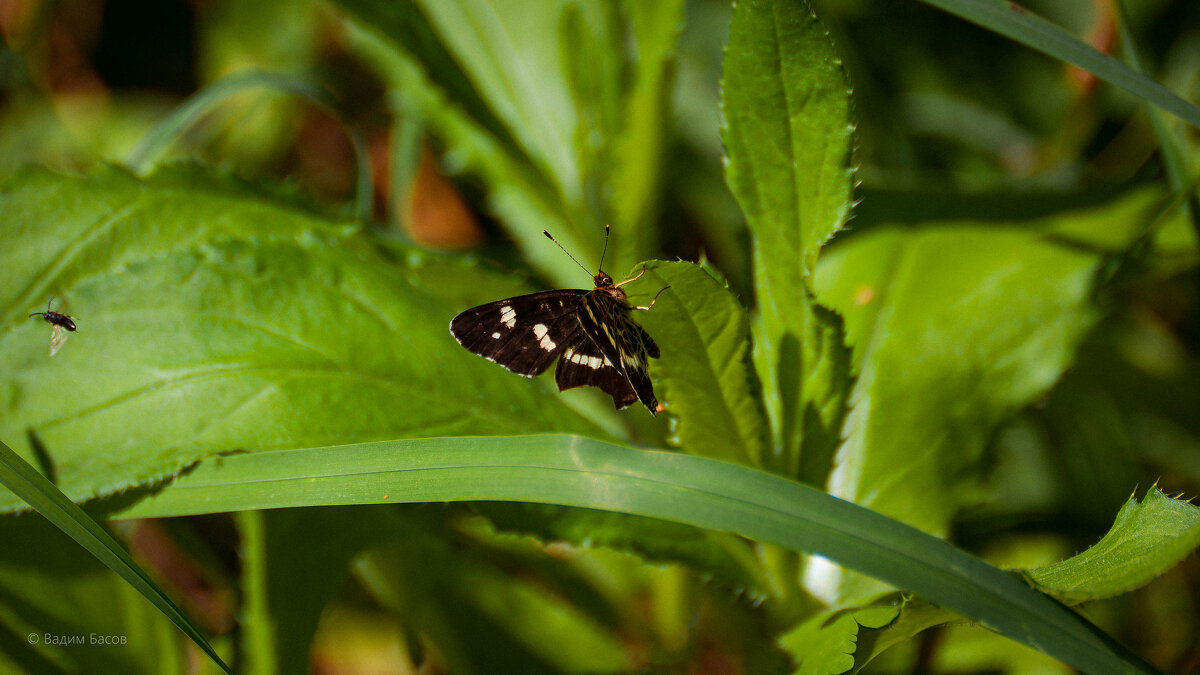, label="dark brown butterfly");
[449,227,665,413]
